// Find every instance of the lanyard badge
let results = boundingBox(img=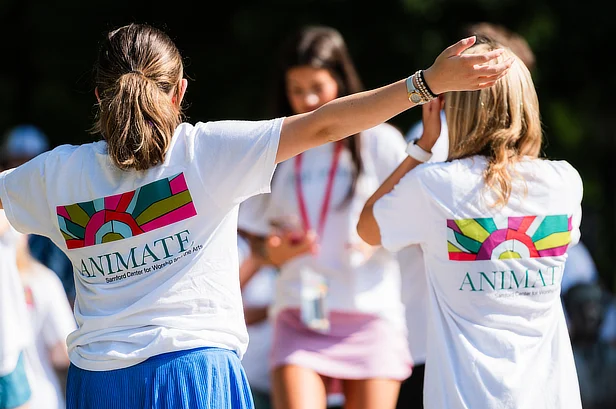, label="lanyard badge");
[294,142,343,333]
[300,264,330,333]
